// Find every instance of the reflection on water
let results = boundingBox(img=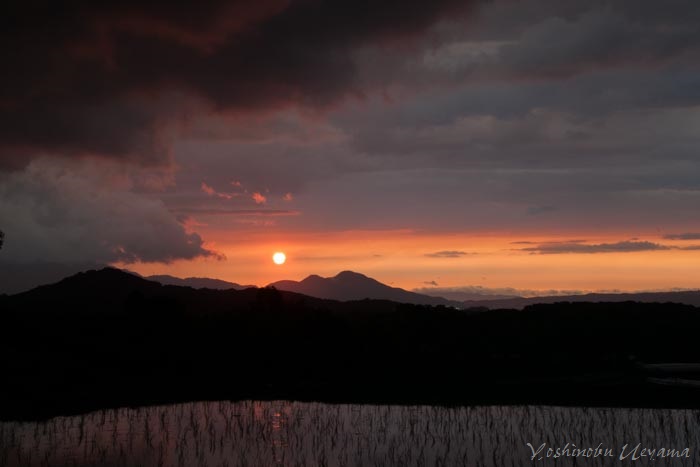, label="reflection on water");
[1,401,698,466]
